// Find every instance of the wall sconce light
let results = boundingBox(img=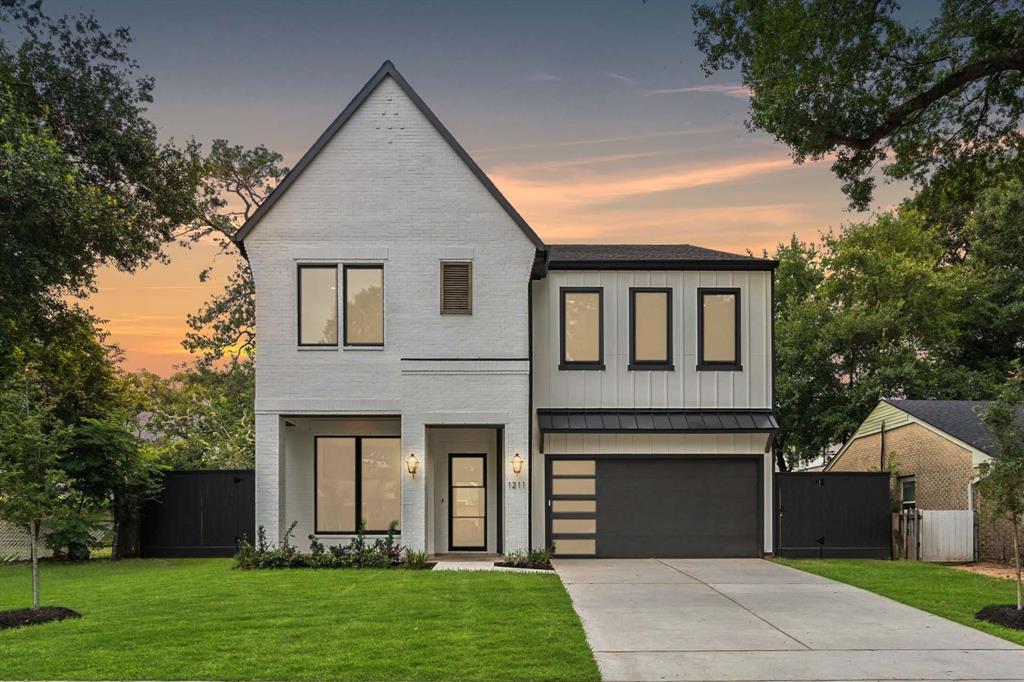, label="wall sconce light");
[511,452,524,476]
[406,453,419,477]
